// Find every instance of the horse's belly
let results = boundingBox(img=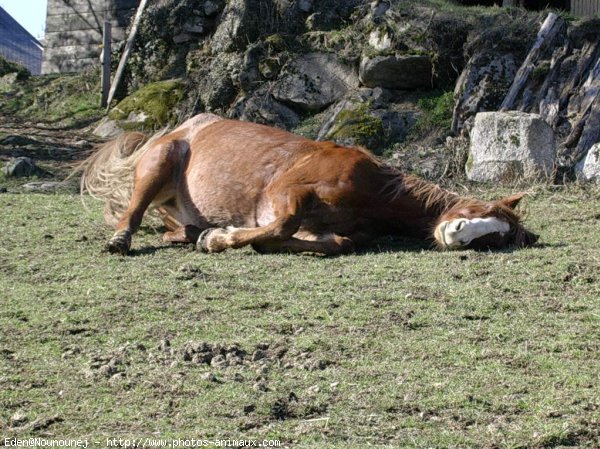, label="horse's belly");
[183,171,262,228]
